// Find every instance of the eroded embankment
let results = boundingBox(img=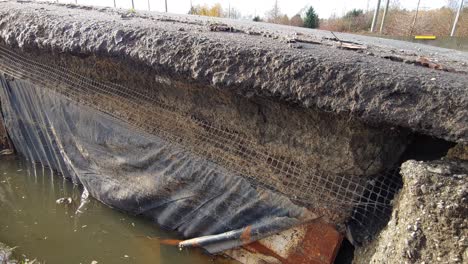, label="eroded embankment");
[0,1,467,263]
[0,42,408,227]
